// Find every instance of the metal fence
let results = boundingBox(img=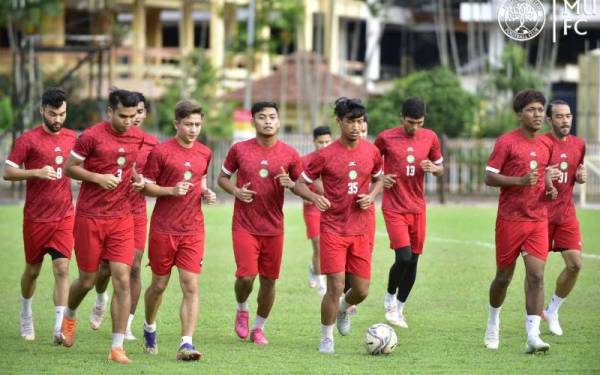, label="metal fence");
[2,131,600,201]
